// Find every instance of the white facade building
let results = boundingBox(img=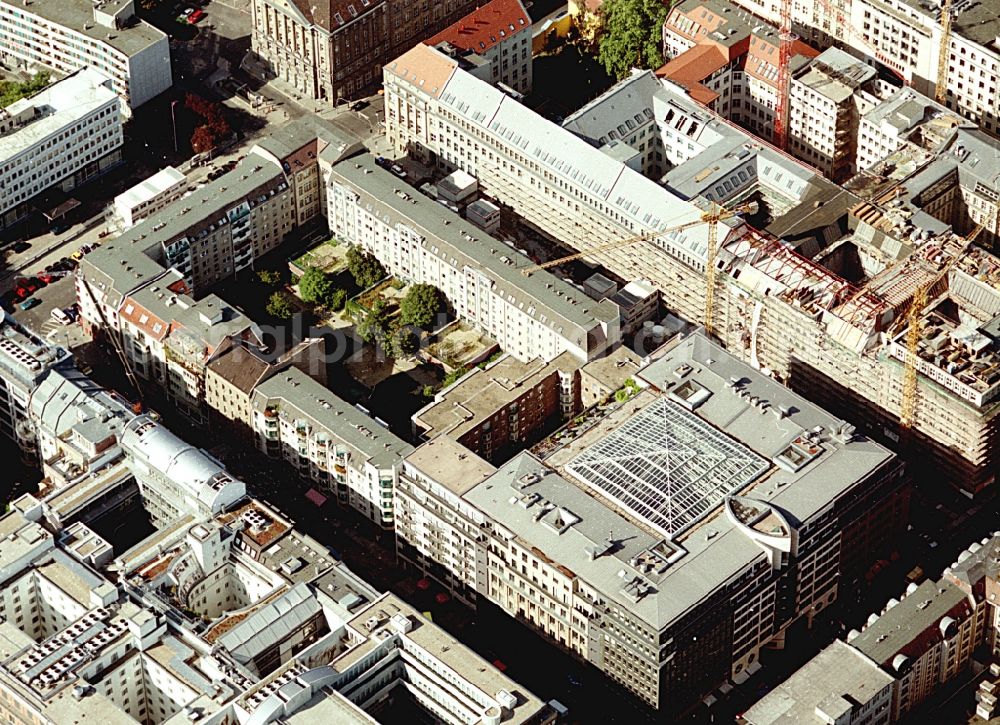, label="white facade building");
[0,68,123,227]
[112,166,187,230]
[0,315,72,462]
[0,0,171,113]
[787,48,879,180]
[250,367,414,529]
[324,152,622,363]
[119,415,247,525]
